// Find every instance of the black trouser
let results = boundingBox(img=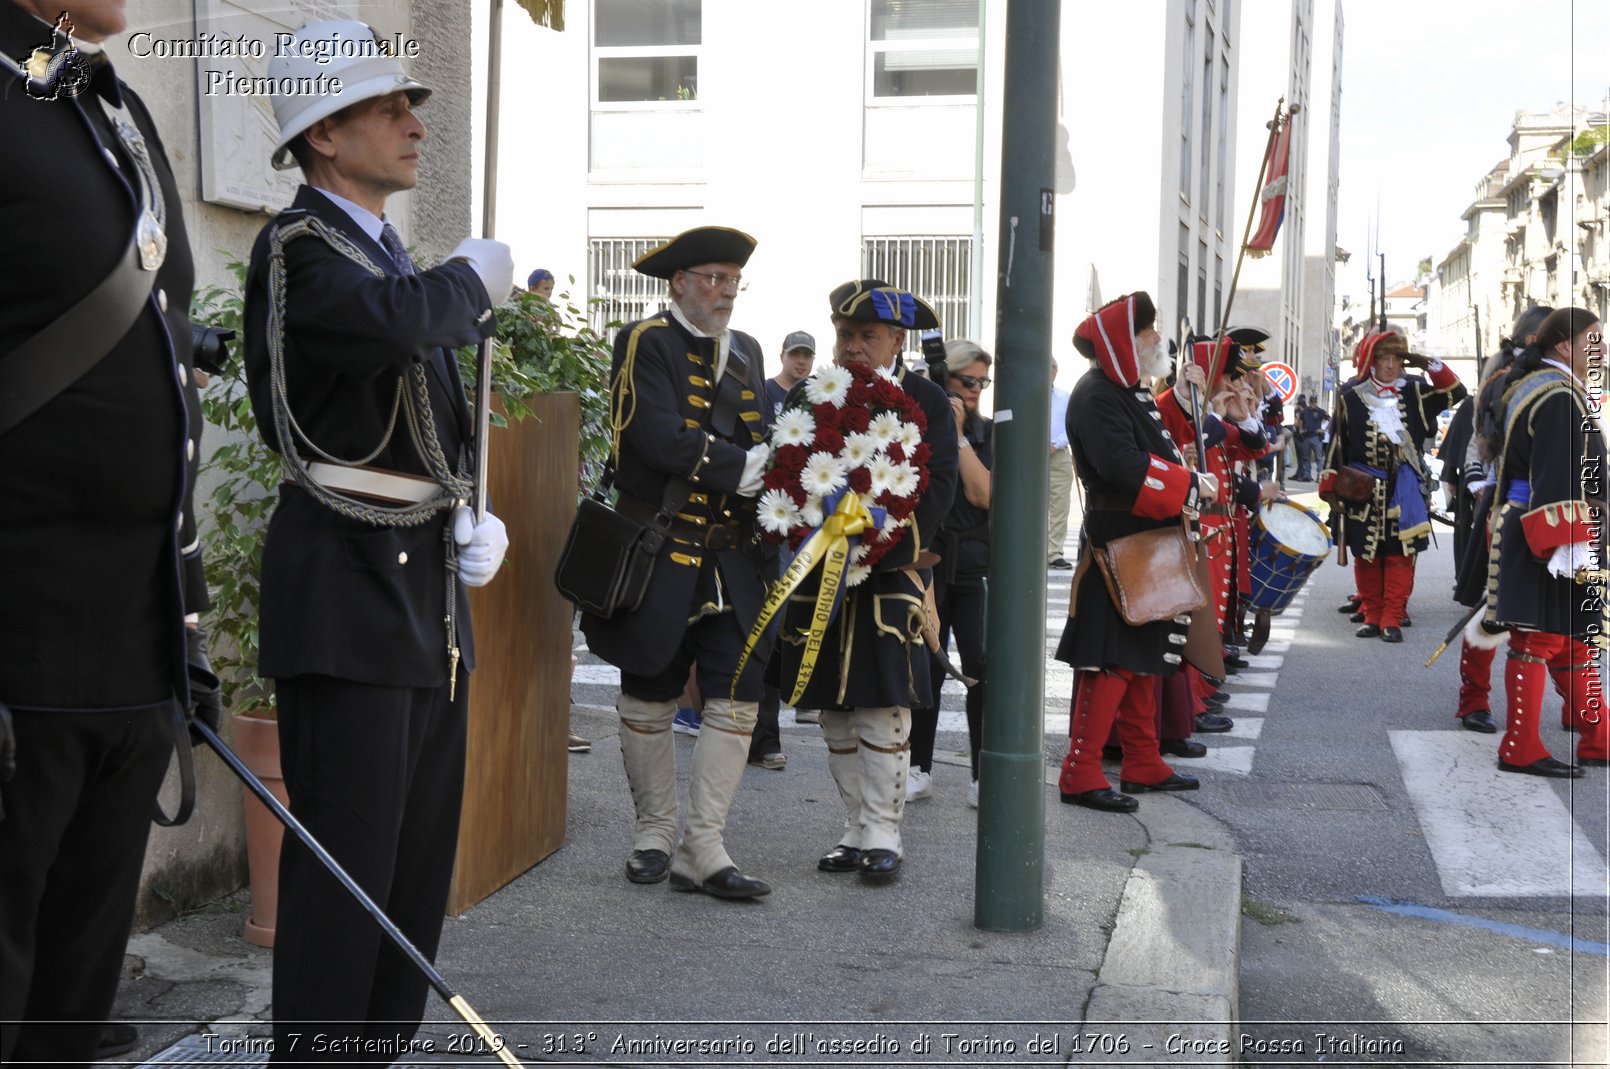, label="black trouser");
[0,706,174,1069]
[909,577,987,777]
[269,671,467,1065]
[748,685,782,761]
